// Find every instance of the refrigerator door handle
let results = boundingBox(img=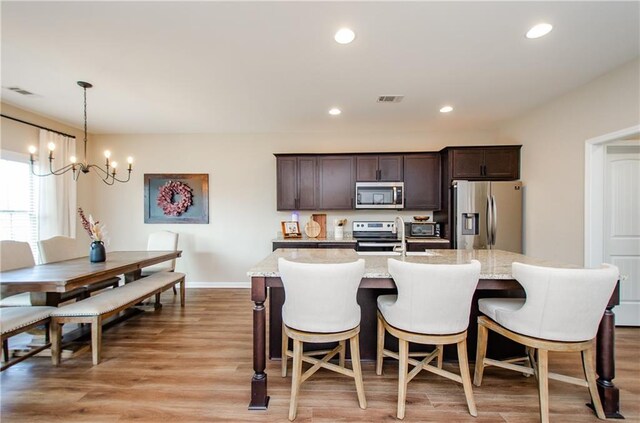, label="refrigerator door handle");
[491,194,498,246]
[486,195,493,246]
